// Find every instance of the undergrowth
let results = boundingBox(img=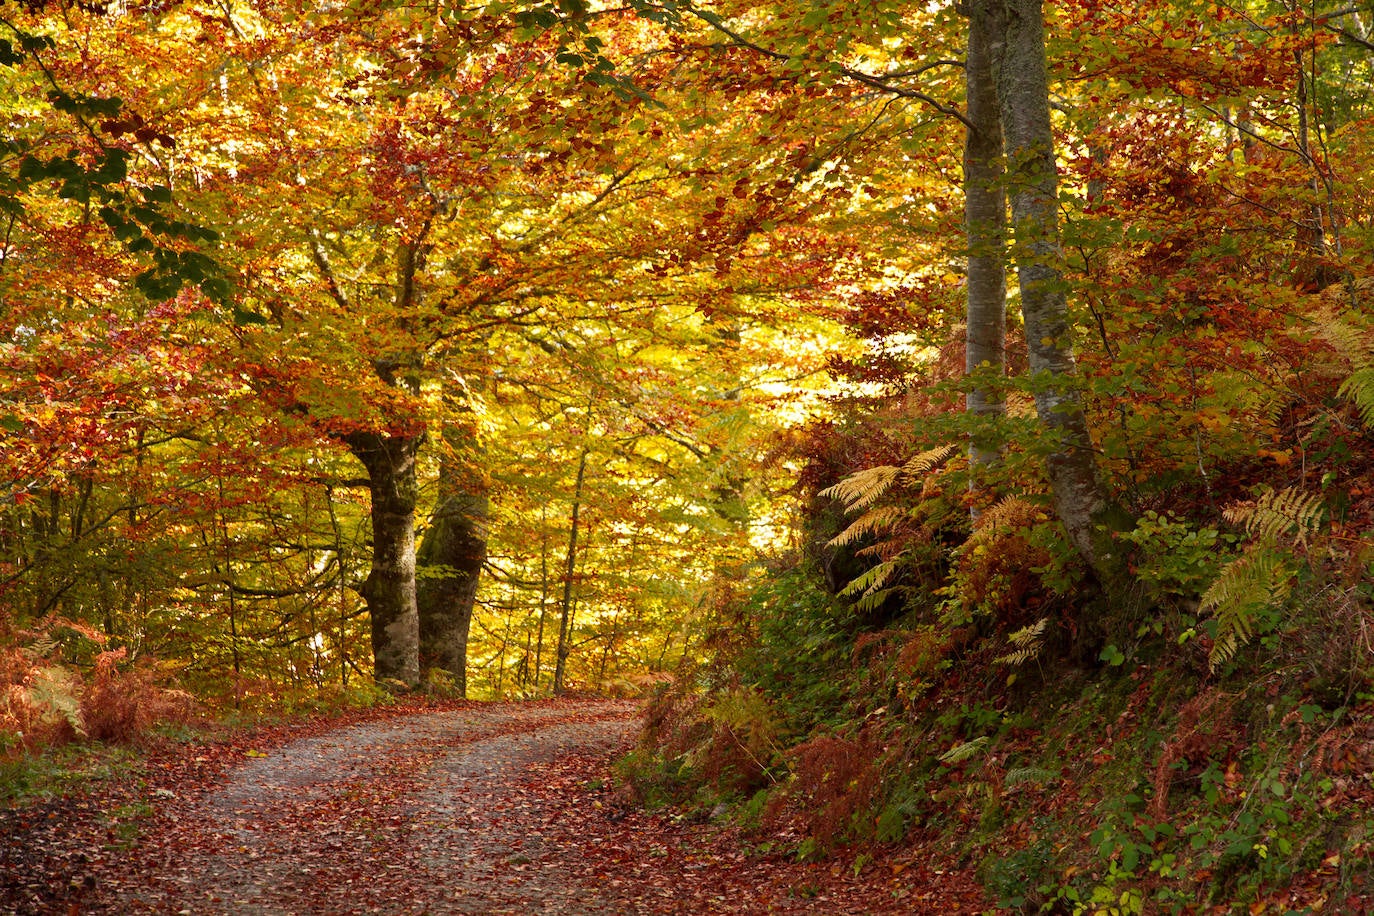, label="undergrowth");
[0,618,410,807]
[626,400,1374,911]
